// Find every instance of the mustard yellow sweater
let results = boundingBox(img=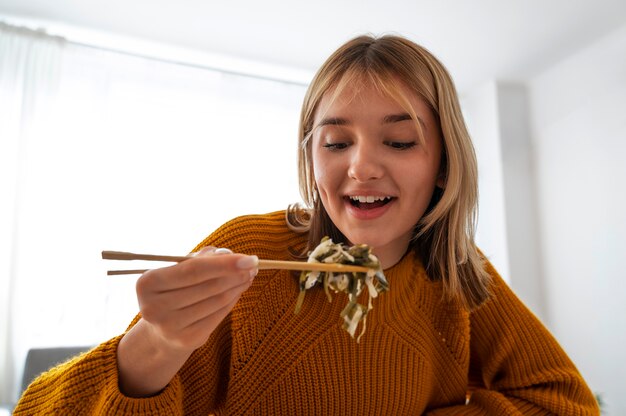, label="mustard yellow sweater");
[15,211,599,415]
